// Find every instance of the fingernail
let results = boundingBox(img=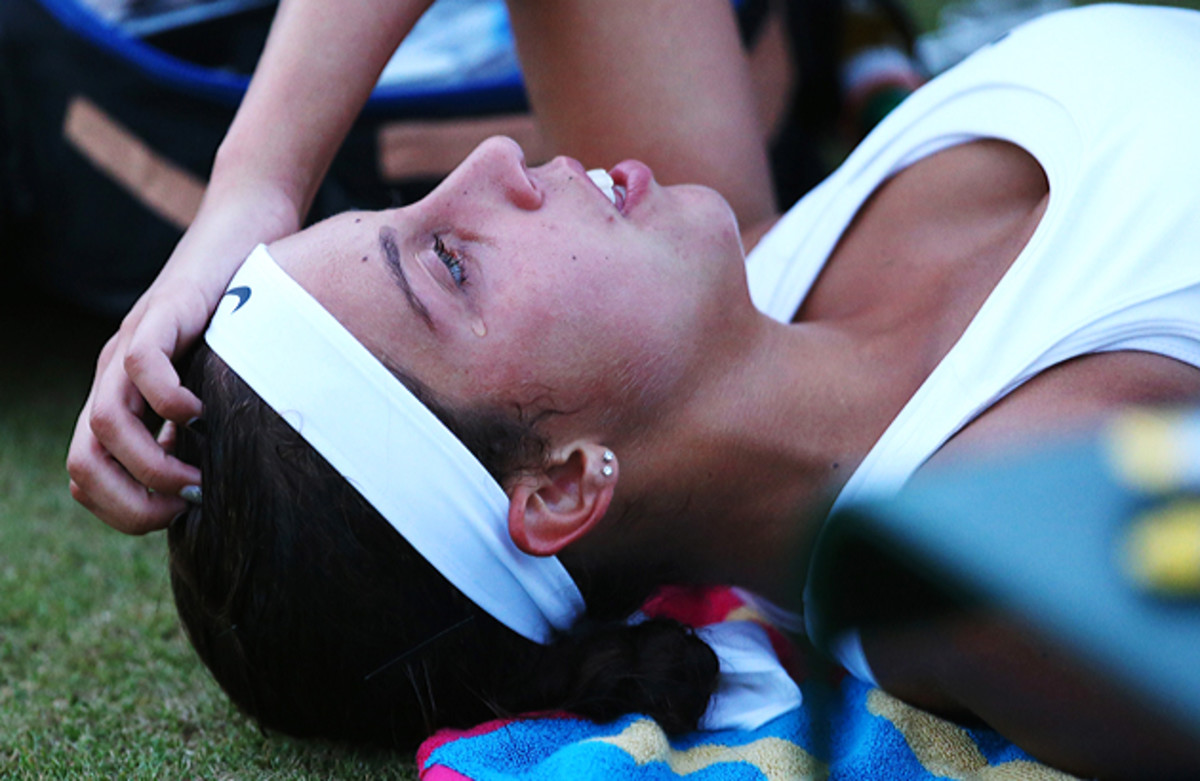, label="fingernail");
[179,485,202,504]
